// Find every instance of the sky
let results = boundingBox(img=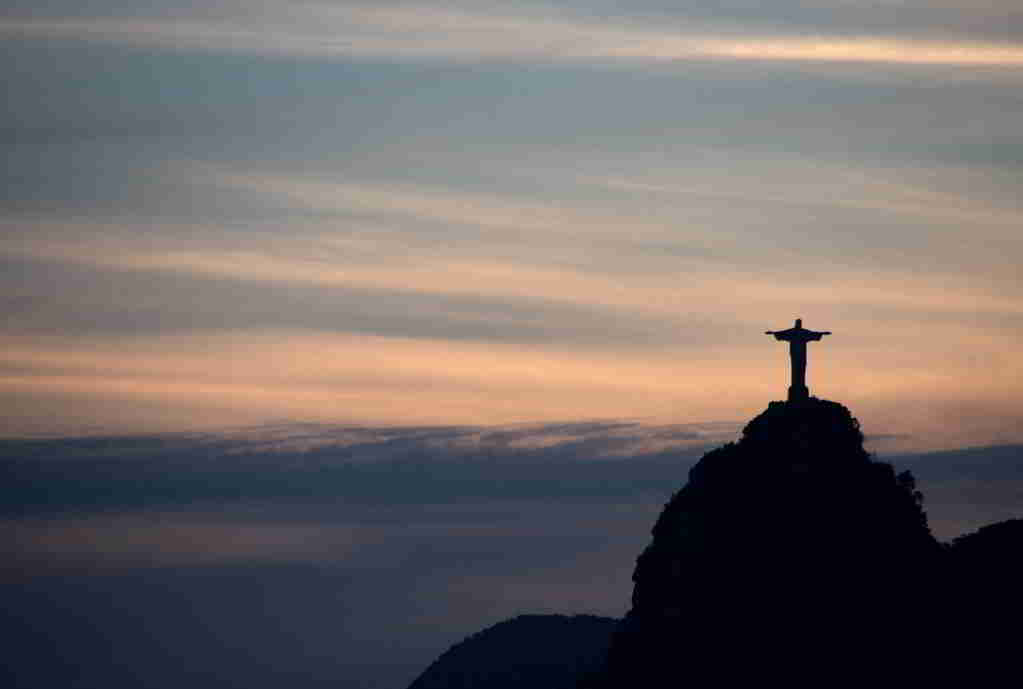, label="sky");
[3,1,1022,687]
[2,0,1022,444]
